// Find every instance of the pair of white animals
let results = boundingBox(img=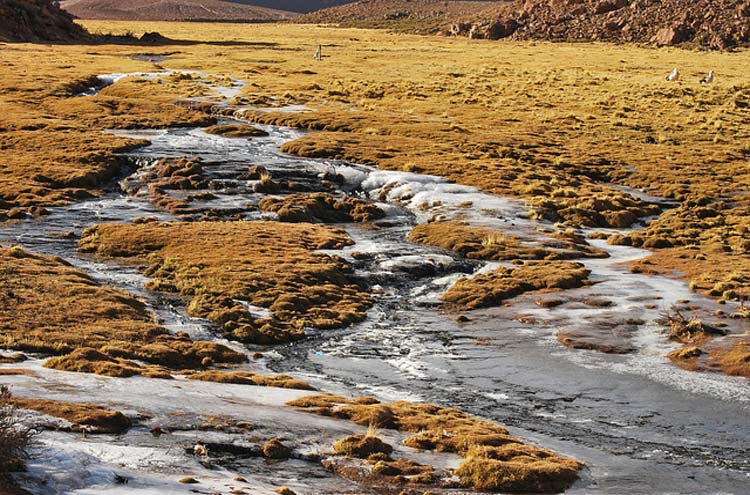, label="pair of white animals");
[666,68,714,84]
